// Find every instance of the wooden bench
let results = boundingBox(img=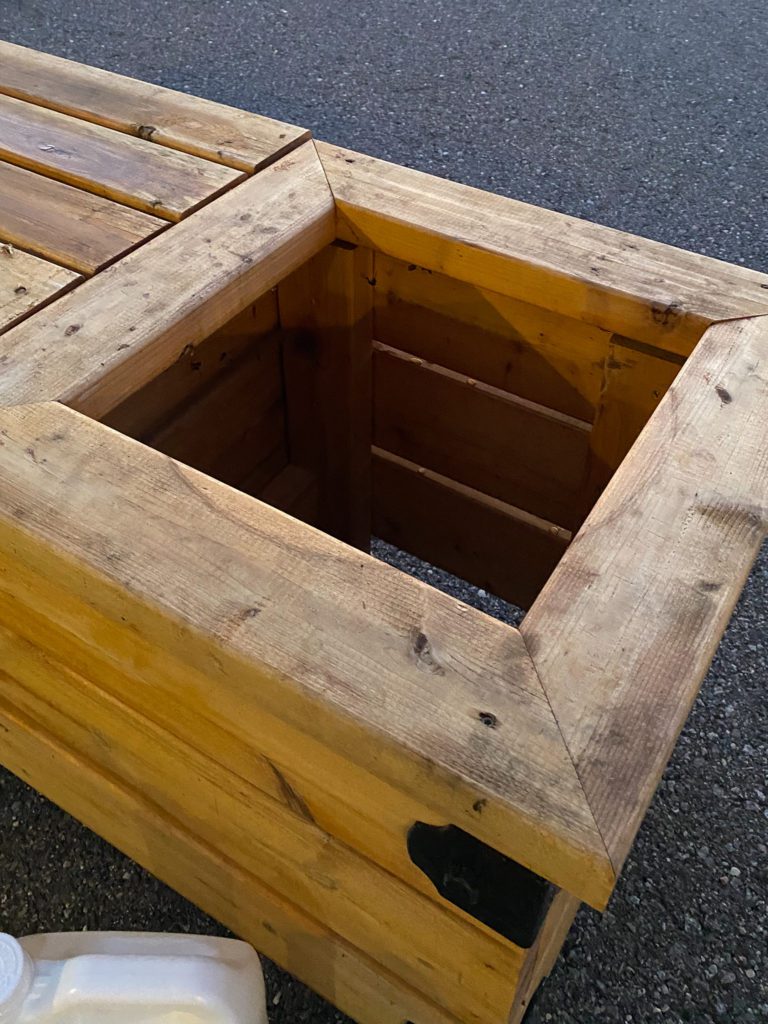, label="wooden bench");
[1,39,767,1024]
